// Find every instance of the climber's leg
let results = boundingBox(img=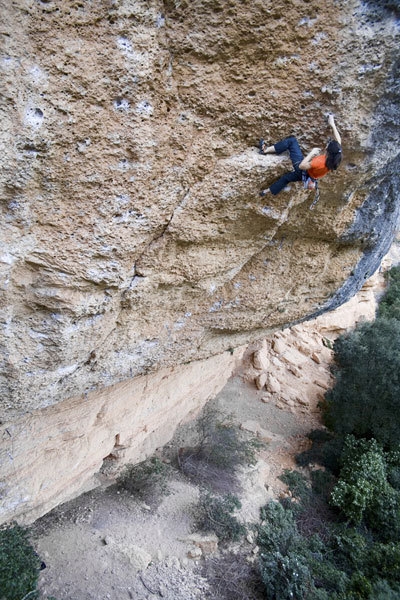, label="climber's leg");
[260,136,303,195]
[273,136,304,170]
[269,169,302,195]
